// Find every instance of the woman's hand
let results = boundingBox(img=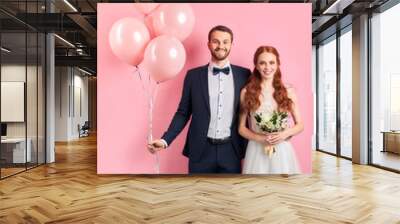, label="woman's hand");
[254,133,271,145]
[268,131,290,145]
